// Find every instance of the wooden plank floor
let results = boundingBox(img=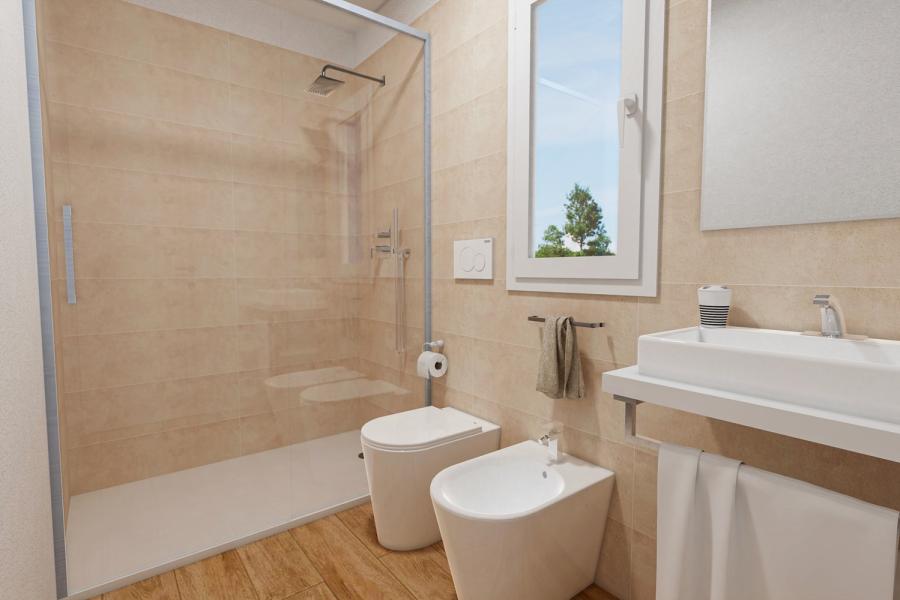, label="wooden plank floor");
[93,502,618,600]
